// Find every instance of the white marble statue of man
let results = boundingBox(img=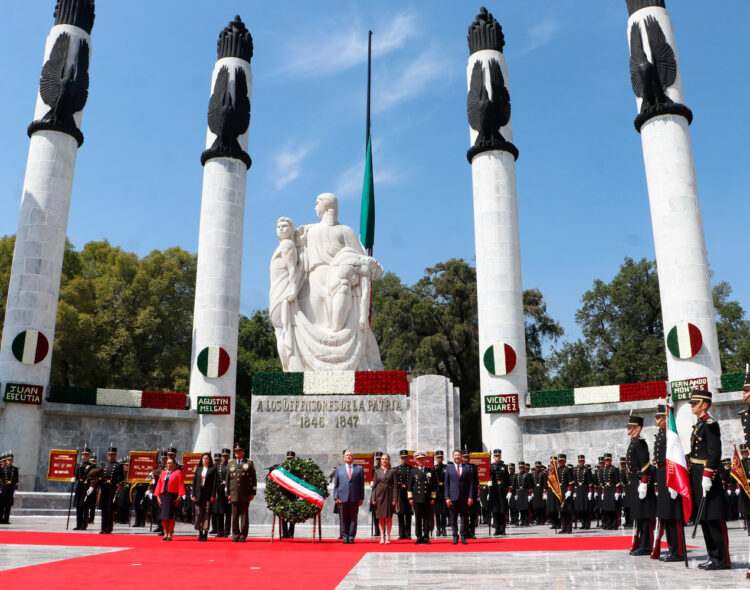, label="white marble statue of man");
[269,192,384,371]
